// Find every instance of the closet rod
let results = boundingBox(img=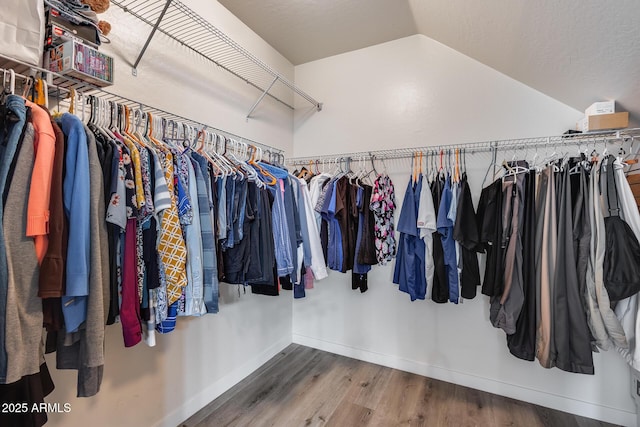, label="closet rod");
[0,54,284,156]
[287,128,640,165]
